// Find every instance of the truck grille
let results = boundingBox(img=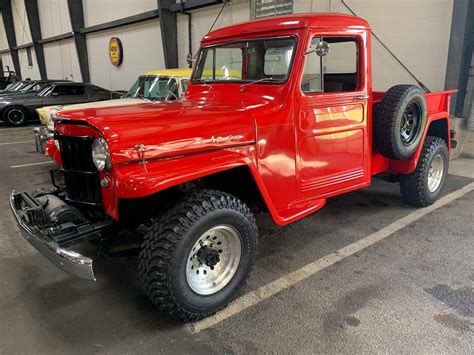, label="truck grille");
[57,134,102,205]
